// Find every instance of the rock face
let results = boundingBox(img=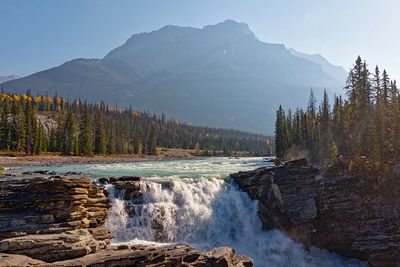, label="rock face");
[231,159,319,245]
[0,177,111,262]
[0,177,109,238]
[231,159,400,267]
[316,174,400,267]
[0,176,252,266]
